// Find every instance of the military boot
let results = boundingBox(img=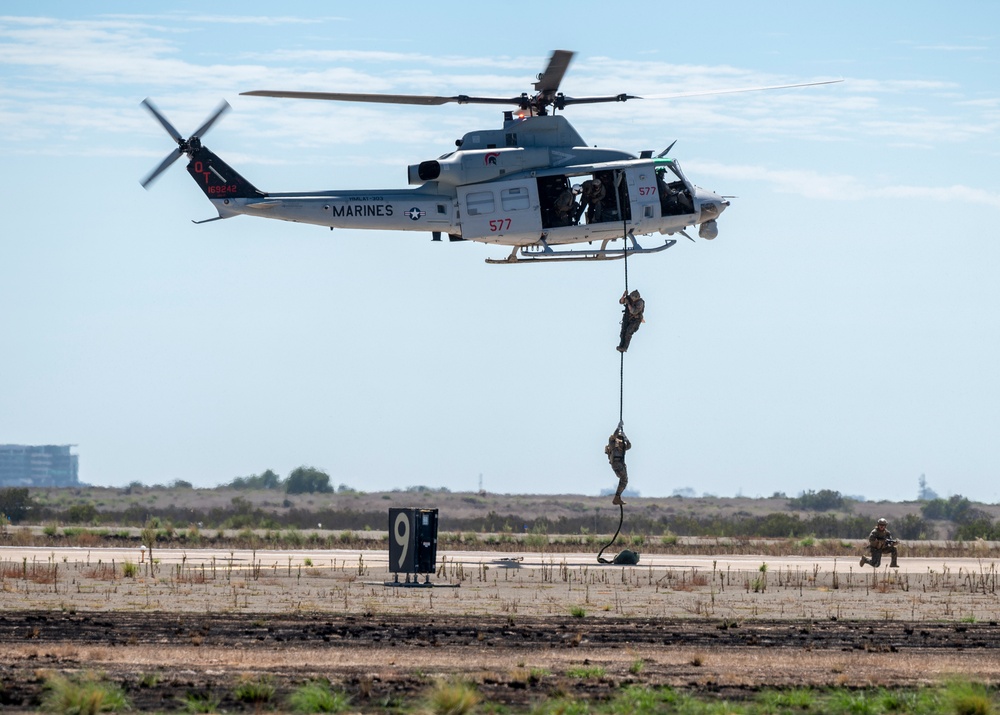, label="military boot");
[859,555,869,567]
[890,557,899,568]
